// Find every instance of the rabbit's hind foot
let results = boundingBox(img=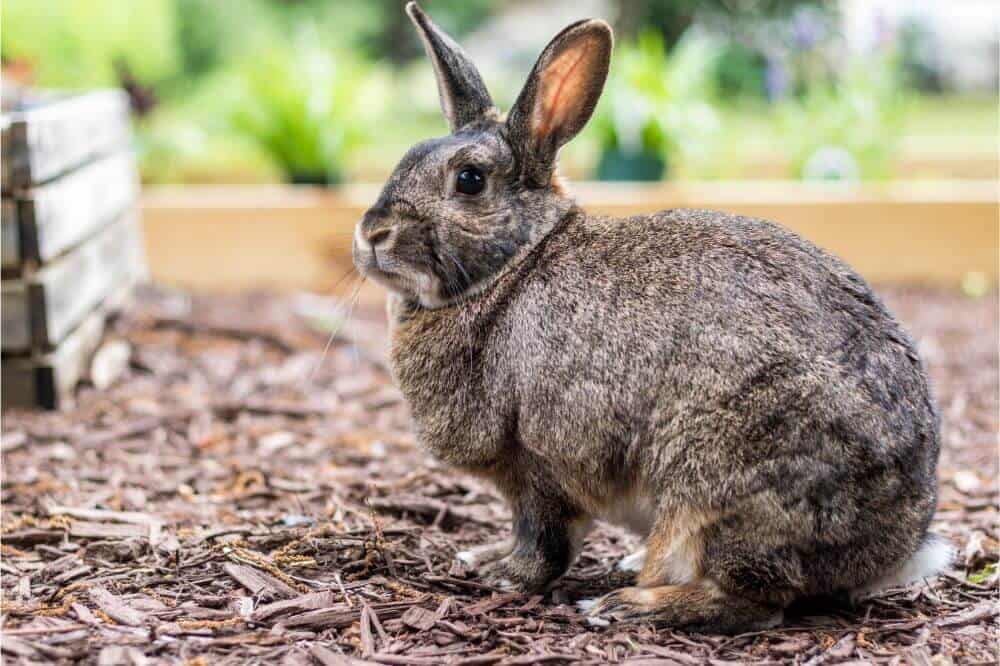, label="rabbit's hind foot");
[580,580,783,634]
